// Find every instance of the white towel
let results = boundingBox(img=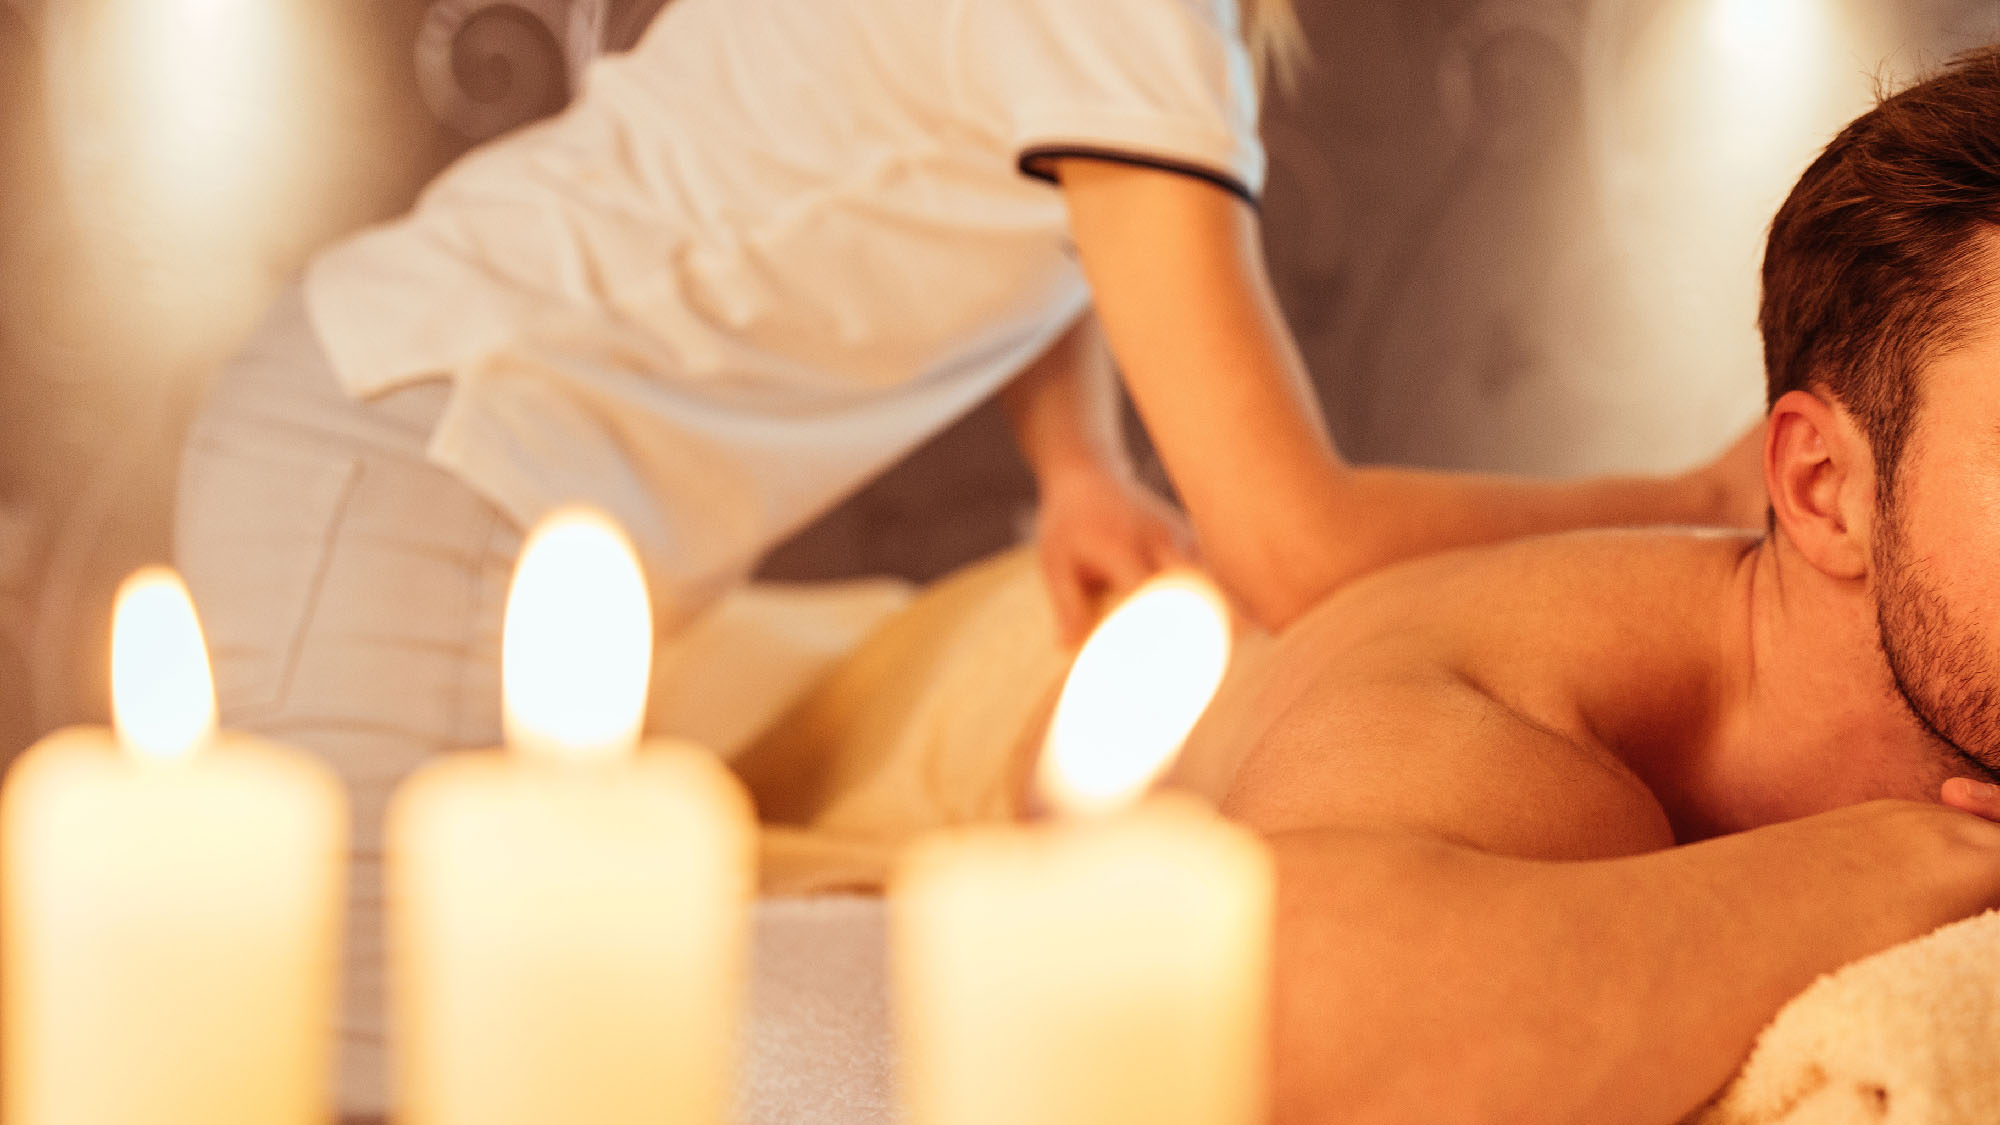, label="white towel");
[1688,908,2000,1124]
